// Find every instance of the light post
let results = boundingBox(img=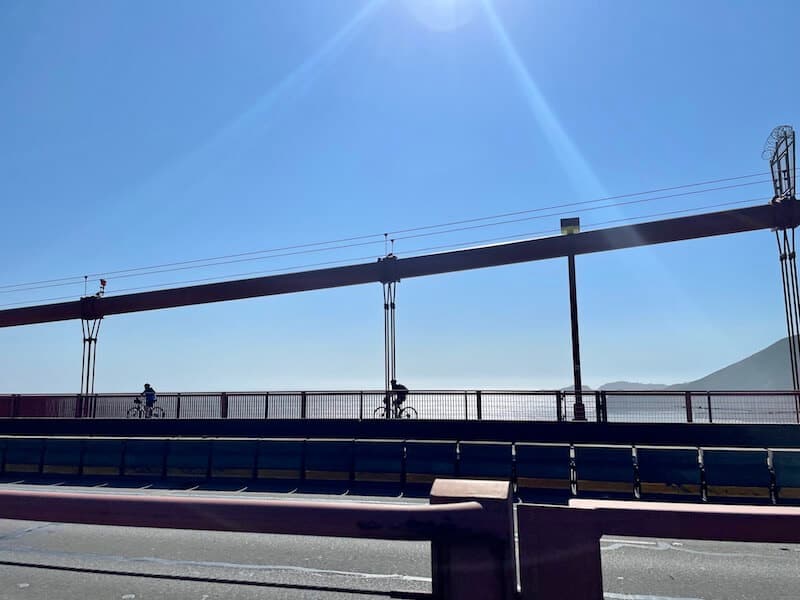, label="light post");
[561,217,586,421]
